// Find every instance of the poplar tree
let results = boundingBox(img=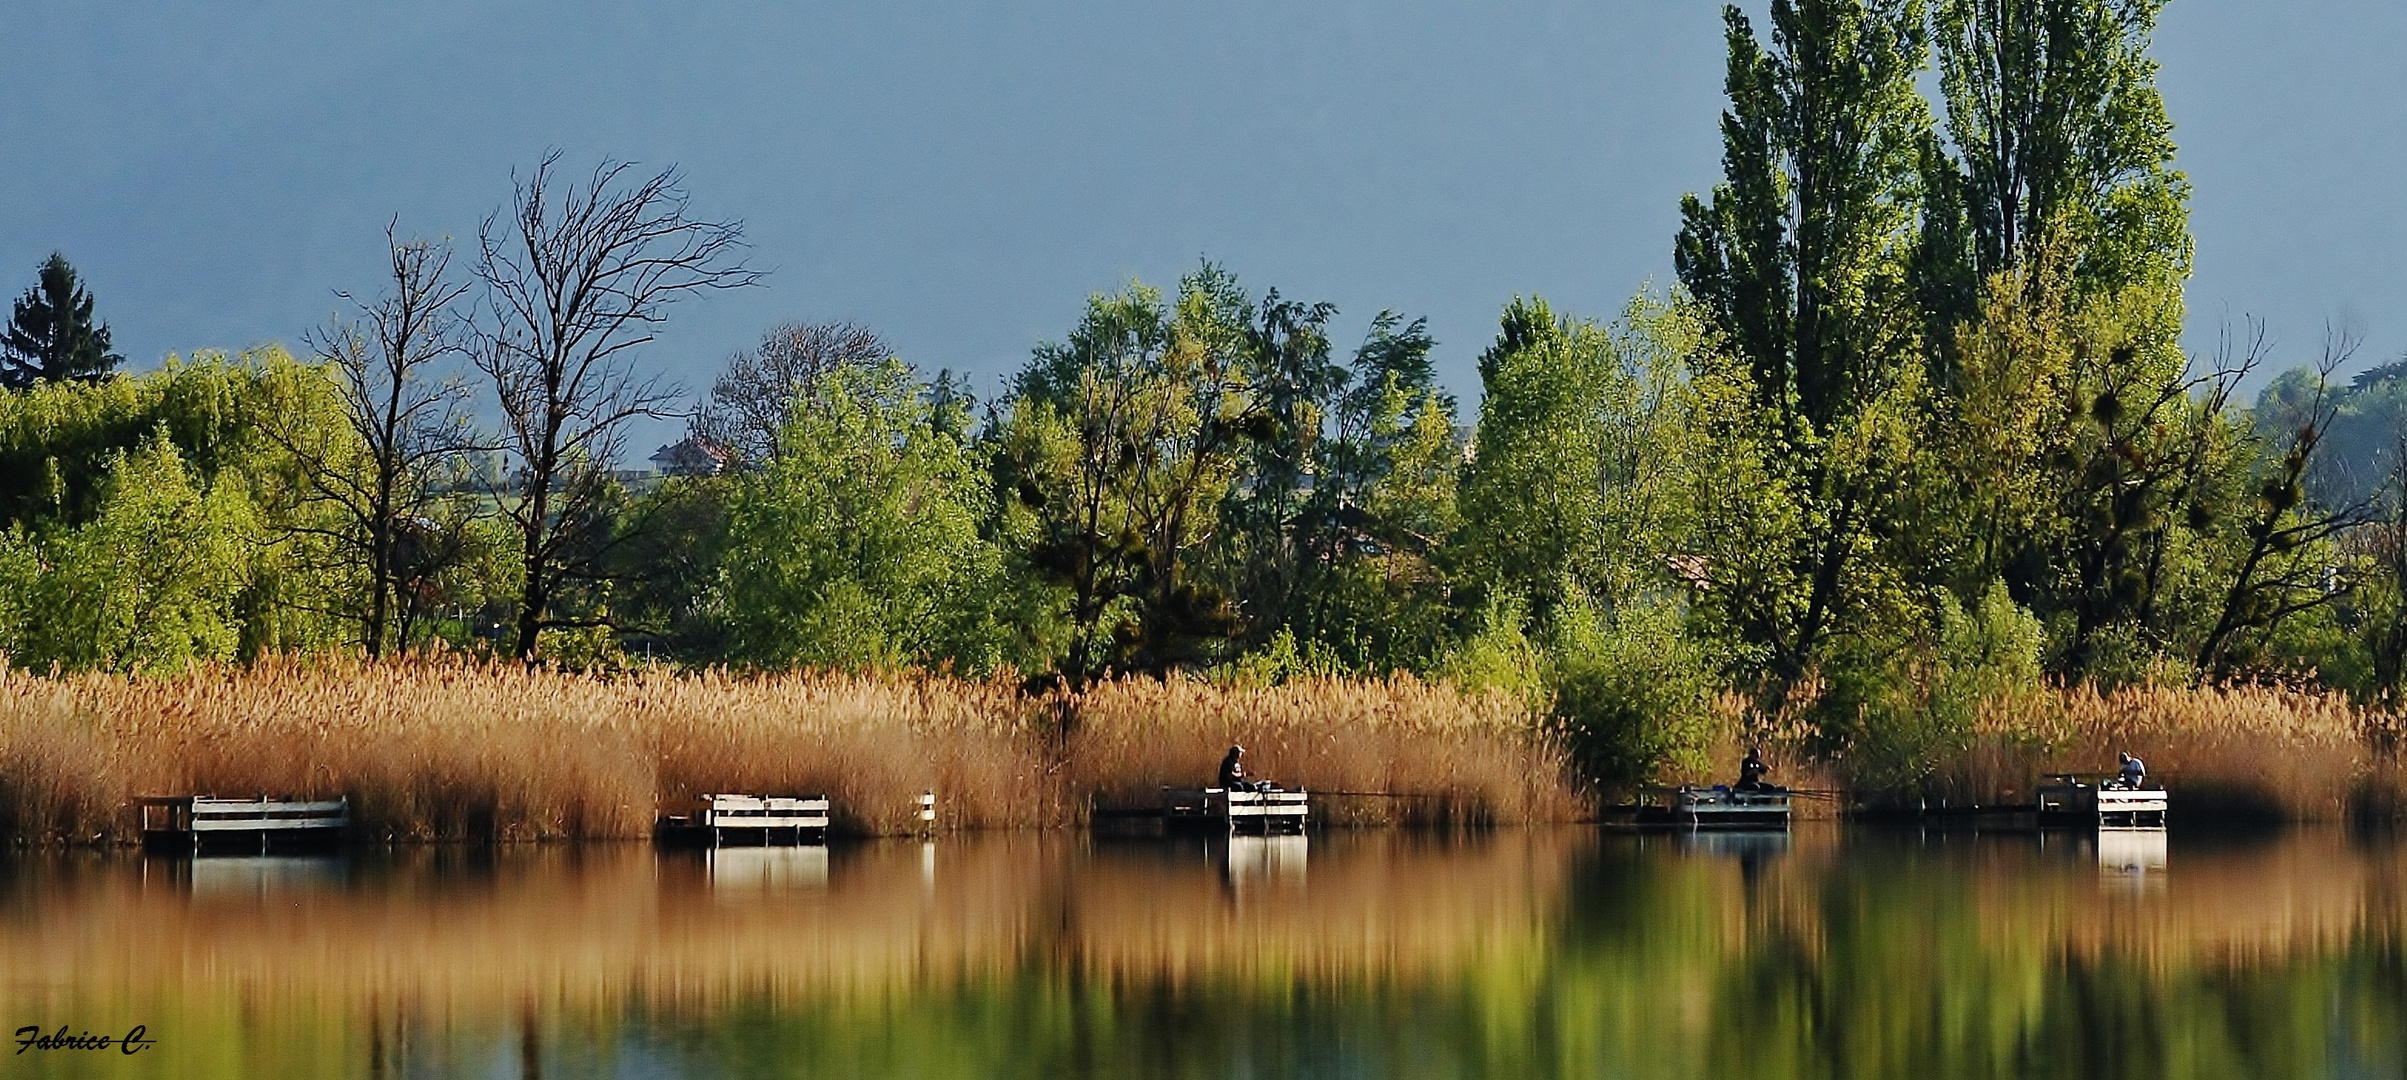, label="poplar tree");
[1,254,123,391]
[1924,0,2186,300]
[1672,0,1933,684]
